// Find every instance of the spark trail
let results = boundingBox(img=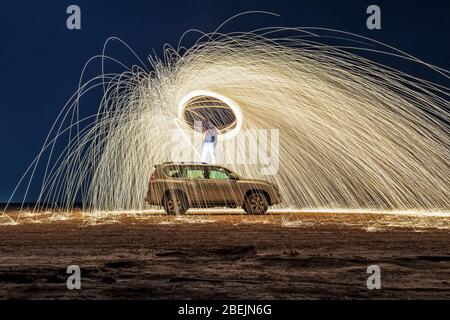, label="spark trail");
[3,22,450,217]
